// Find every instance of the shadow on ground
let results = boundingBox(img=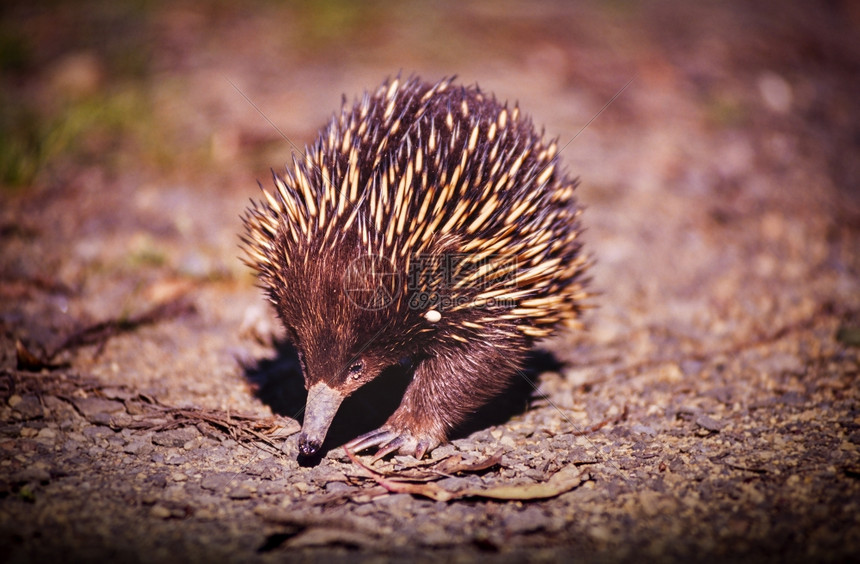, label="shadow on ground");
[244,341,561,460]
